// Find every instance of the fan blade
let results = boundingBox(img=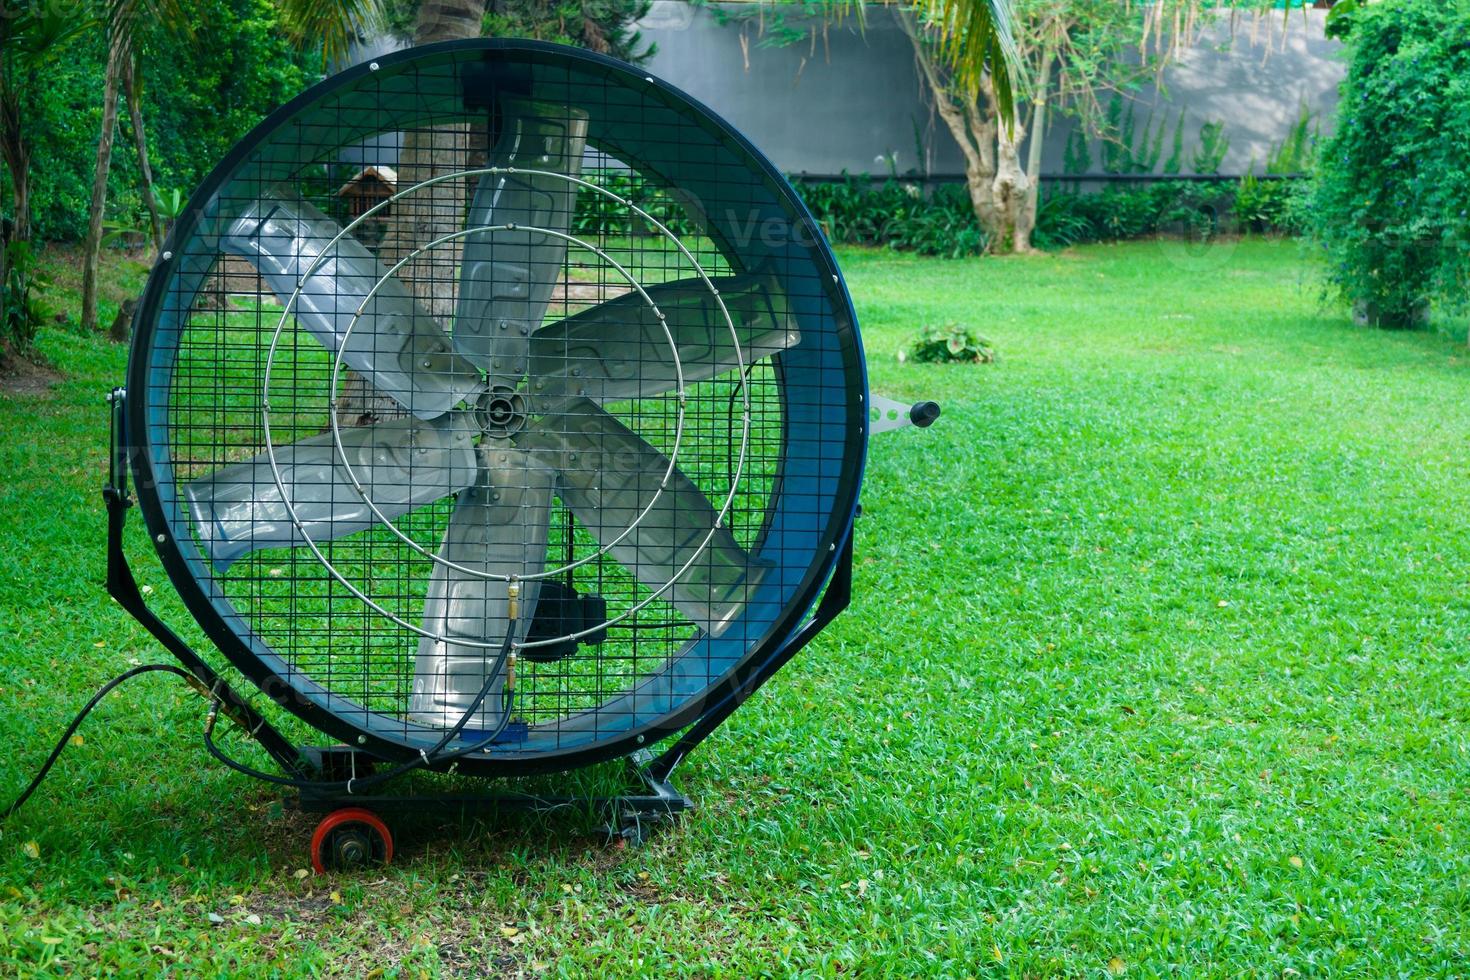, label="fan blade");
[454,98,590,381]
[222,196,482,419]
[527,274,800,404]
[410,440,554,731]
[183,413,479,570]
[520,399,766,635]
